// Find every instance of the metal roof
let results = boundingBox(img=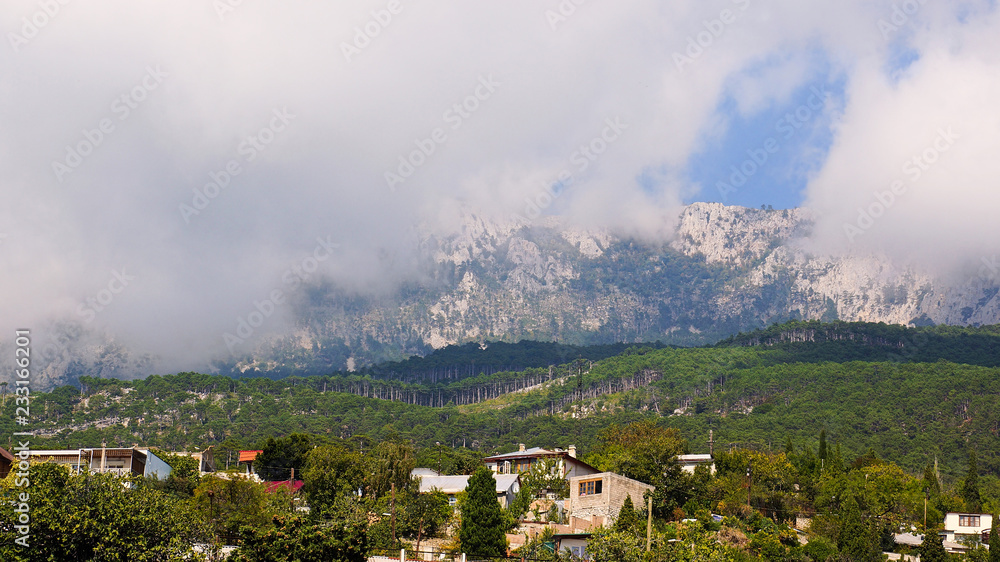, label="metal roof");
[417,473,519,494]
